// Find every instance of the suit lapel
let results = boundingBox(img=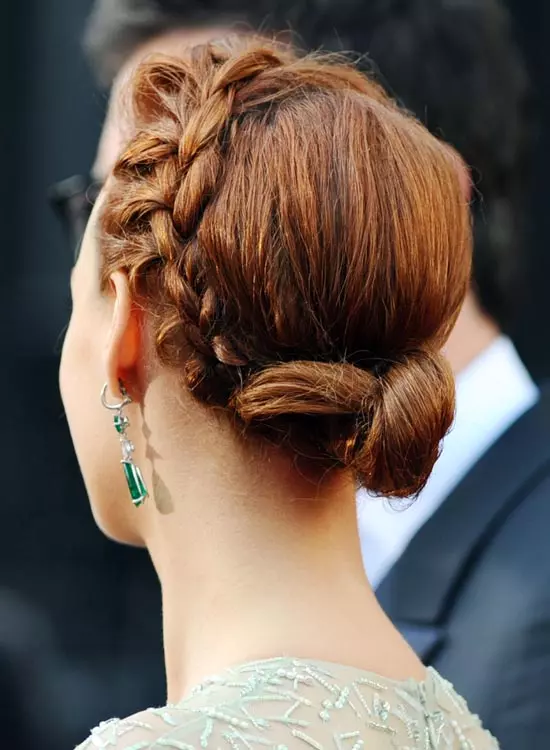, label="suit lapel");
[376,387,550,658]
